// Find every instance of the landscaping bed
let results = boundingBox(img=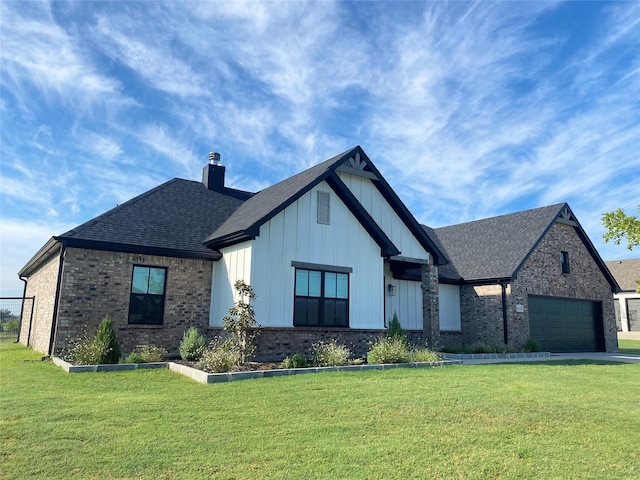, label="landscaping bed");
[52,355,459,383]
